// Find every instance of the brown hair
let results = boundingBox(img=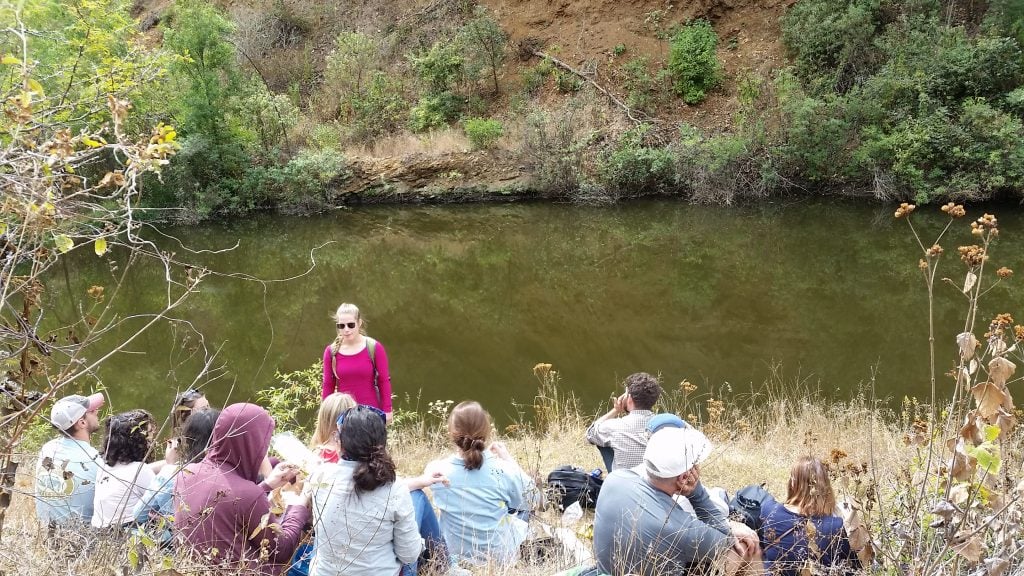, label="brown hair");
[624,372,661,410]
[310,392,356,448]
[786,456,837,517]
[448,401,491,471]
